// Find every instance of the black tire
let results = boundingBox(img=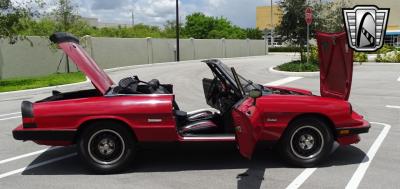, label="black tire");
[78,121,136,174]
[279,117,333,167]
